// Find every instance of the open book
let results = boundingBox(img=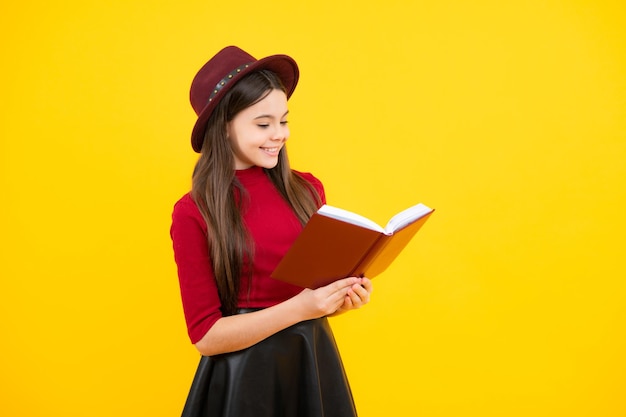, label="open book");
[271,203,434,289]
